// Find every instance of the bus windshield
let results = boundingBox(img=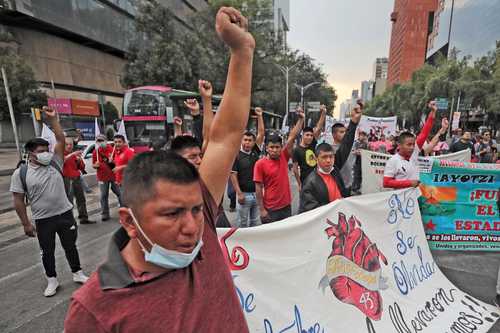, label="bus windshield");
[123,89,171,116]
